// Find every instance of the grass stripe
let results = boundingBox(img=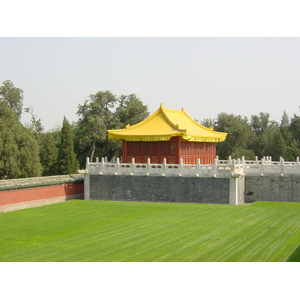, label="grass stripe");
[0,200,299,261]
